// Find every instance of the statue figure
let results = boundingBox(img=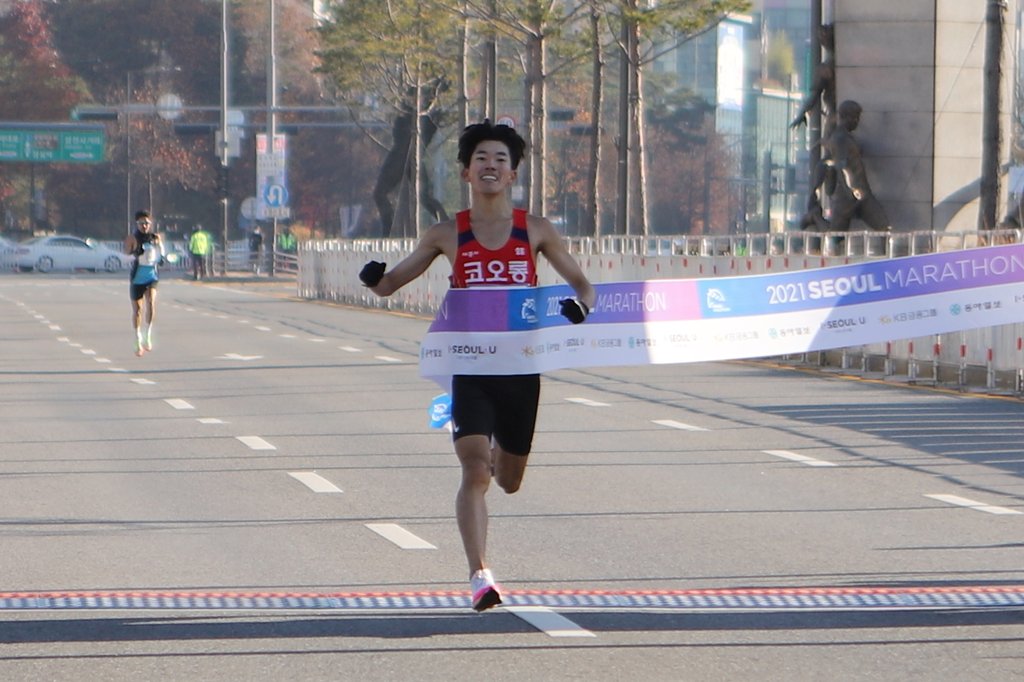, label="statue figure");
[822,100,891,232]
[373,81,450,237]
[793,24,837,232]
[791,24,836,129]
